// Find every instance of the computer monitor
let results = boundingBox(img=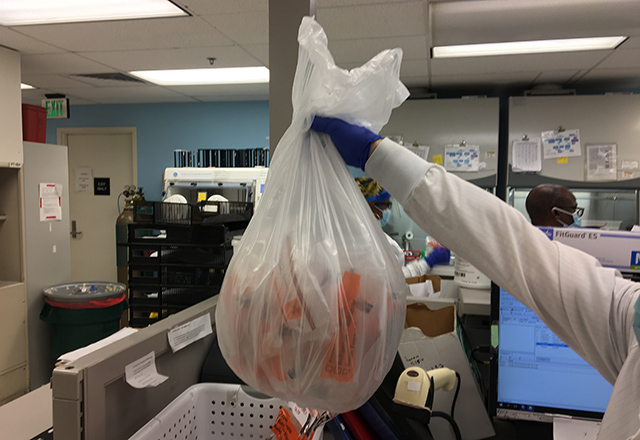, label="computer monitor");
[491,283,613,423]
